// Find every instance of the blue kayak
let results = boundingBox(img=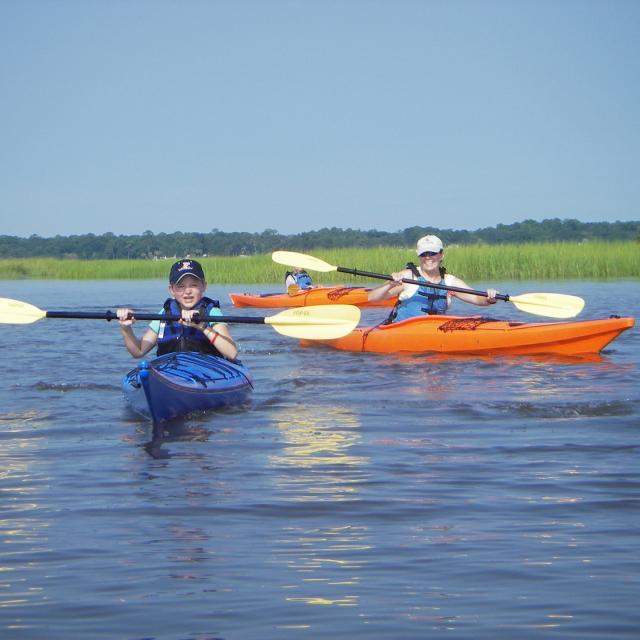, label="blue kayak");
[122,352,253,423]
